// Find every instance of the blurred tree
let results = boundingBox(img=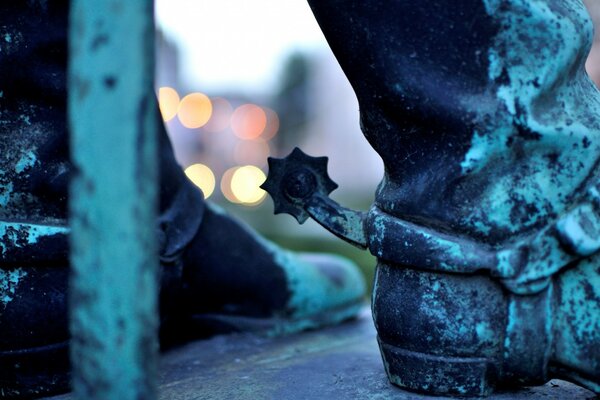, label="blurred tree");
[272,52,310,154]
